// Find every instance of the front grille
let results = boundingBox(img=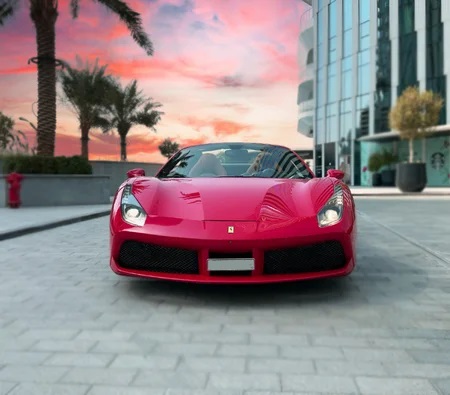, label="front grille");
[118,241,199,274]
[263,240,346,274]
